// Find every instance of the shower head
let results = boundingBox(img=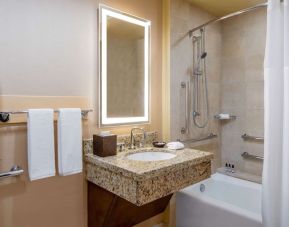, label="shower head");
[201,52,207,59]
[194,52,207,75]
